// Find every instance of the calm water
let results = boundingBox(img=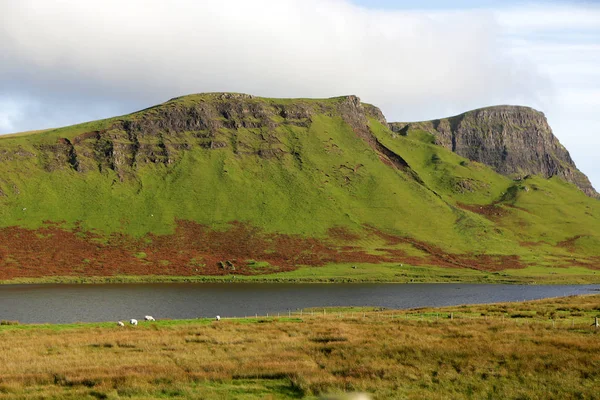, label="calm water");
[0,283,598,324]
